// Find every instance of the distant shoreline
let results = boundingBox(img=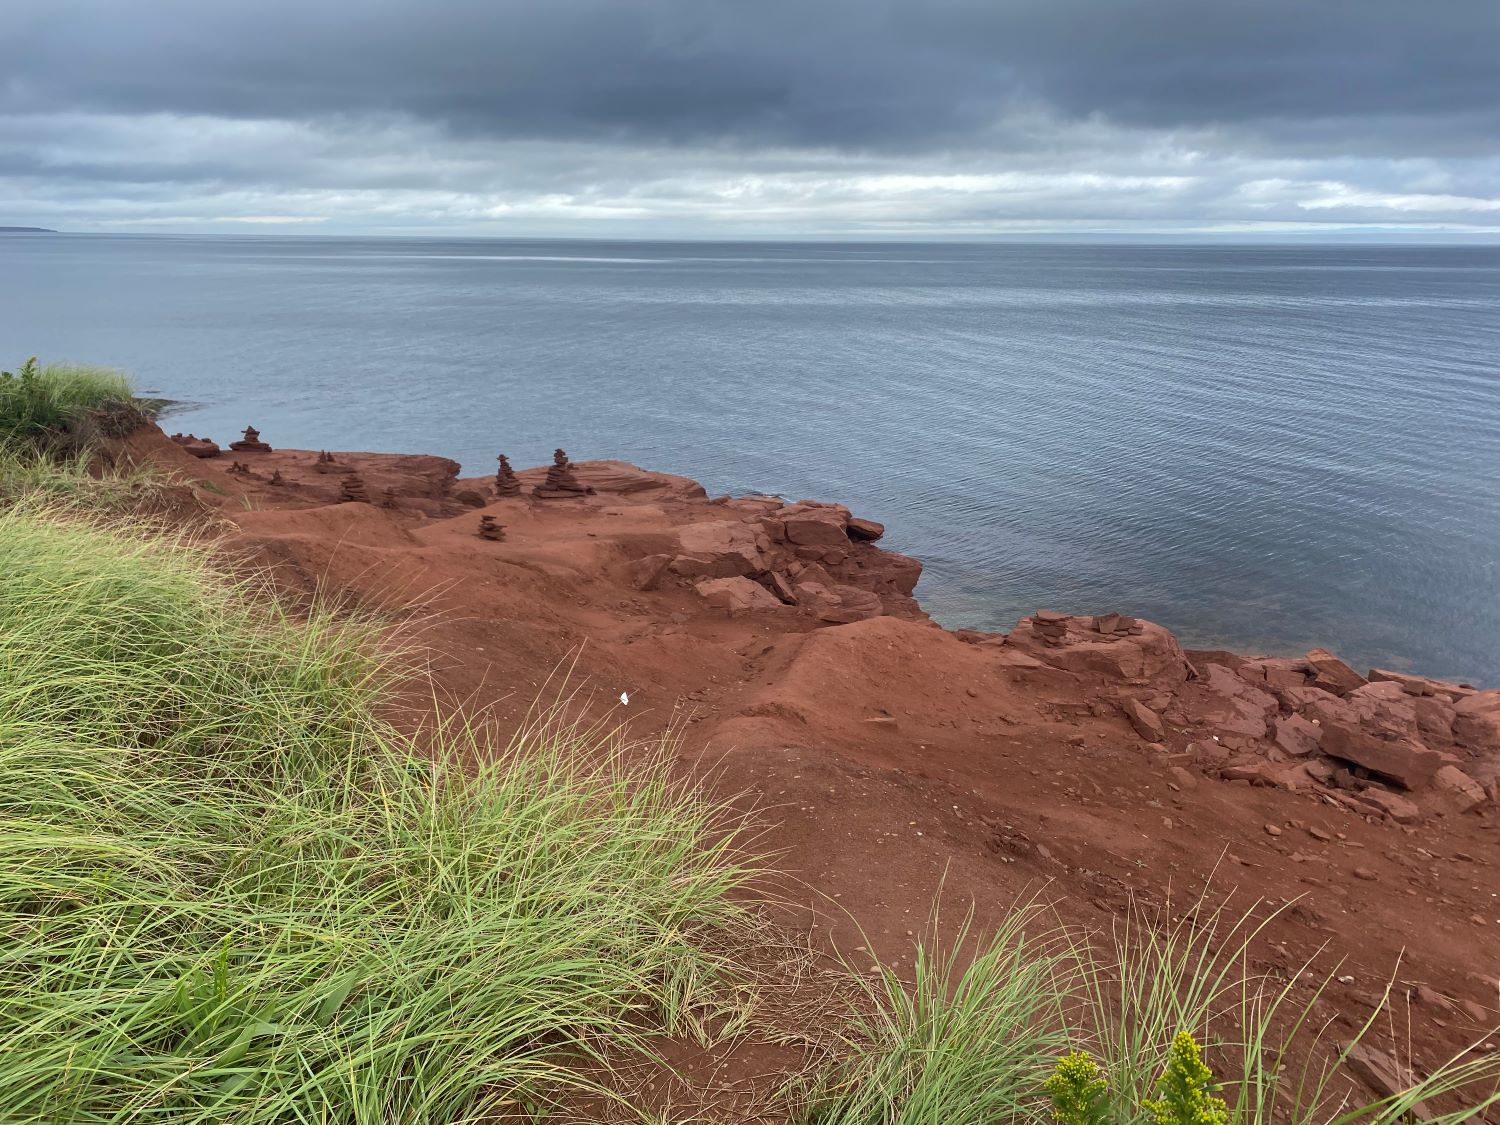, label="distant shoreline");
[0,227,57,234]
